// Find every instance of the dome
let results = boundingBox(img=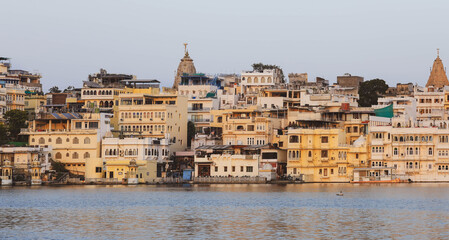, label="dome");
[173,44,197,89]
